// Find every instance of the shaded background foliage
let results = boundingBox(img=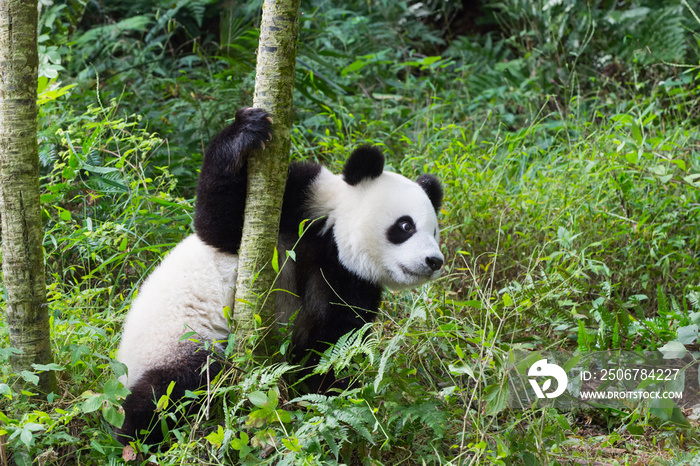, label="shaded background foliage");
[0,0,699,463]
